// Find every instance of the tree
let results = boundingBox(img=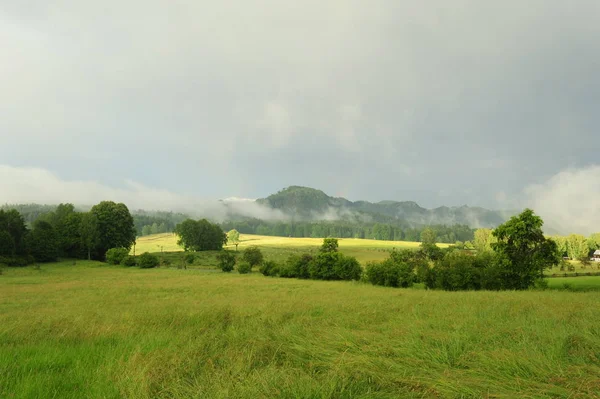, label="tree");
[588,233,600,251]
[0,209,29,256]
[27,221,59,262]
[41,204,83,258]
[79,212,99,260]
[0,231,15,257]
[90,201,136,260]
[320,237,339,253]
[216,251,236,272]
[158,223,167,233]
[492,209,559,289]
[141,225,151,236]
[473,228,496,253]
[227,229,240,251]
[150,222,159,235]
[567,234,589,260]
[174,219,226,251]
[242,246,264,267]
[551,236,568,258]
[420,228,437,245]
